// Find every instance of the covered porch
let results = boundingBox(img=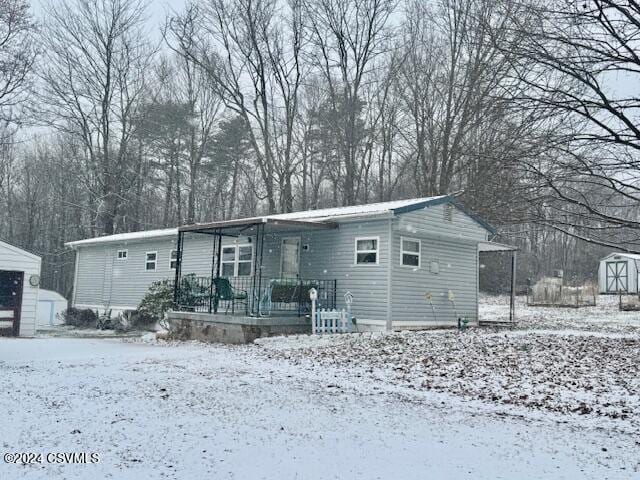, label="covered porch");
[171,216,339,317]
